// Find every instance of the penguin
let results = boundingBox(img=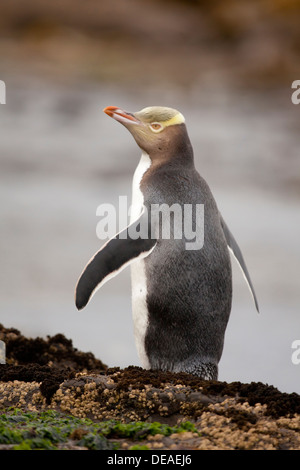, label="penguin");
[75,105,259,380]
